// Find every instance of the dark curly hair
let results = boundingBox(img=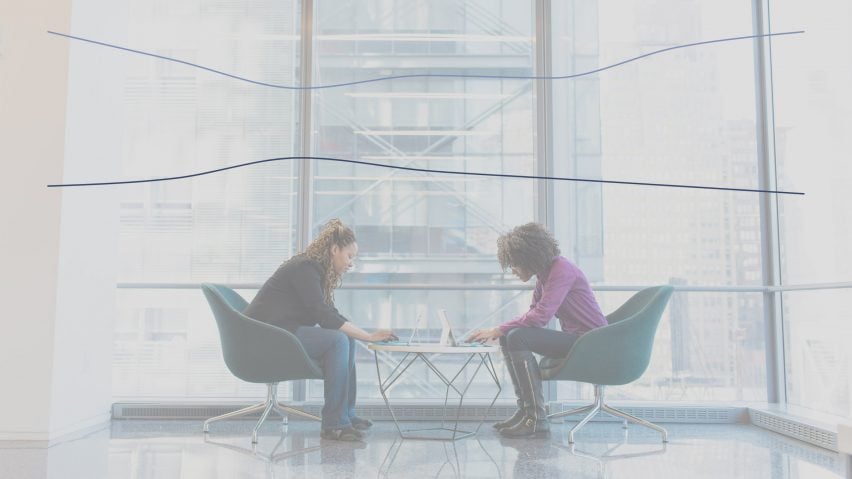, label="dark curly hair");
[301,219,356,305]
[497,223,560,275]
